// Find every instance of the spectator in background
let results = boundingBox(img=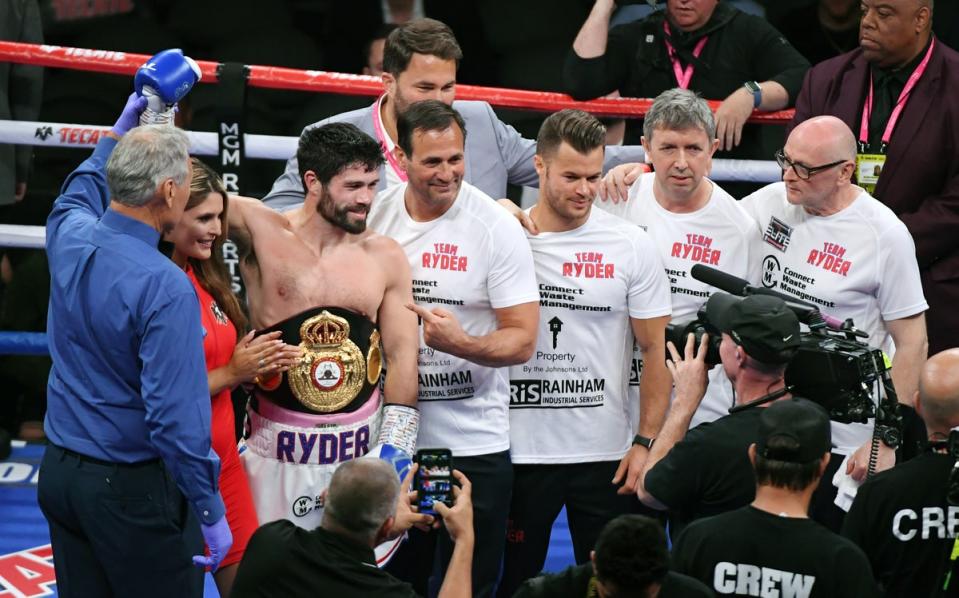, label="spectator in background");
[514,515,711,598]
[0,0,43,210]
[564,0,809,196]
[789,0,959,359]
[773,0,860,66]
[365,24,399,76]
